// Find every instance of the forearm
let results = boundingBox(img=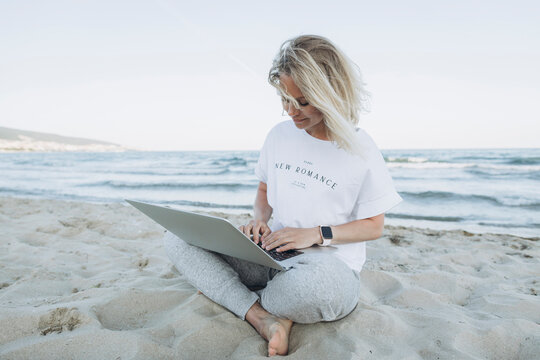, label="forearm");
[324,214,385,245]
[253,183,273,223]
[262,214,385,252]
